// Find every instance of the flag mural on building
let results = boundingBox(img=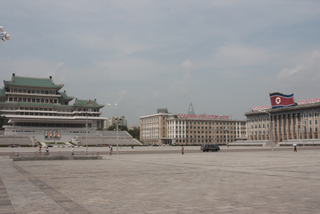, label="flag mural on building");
[269,92,295,109]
